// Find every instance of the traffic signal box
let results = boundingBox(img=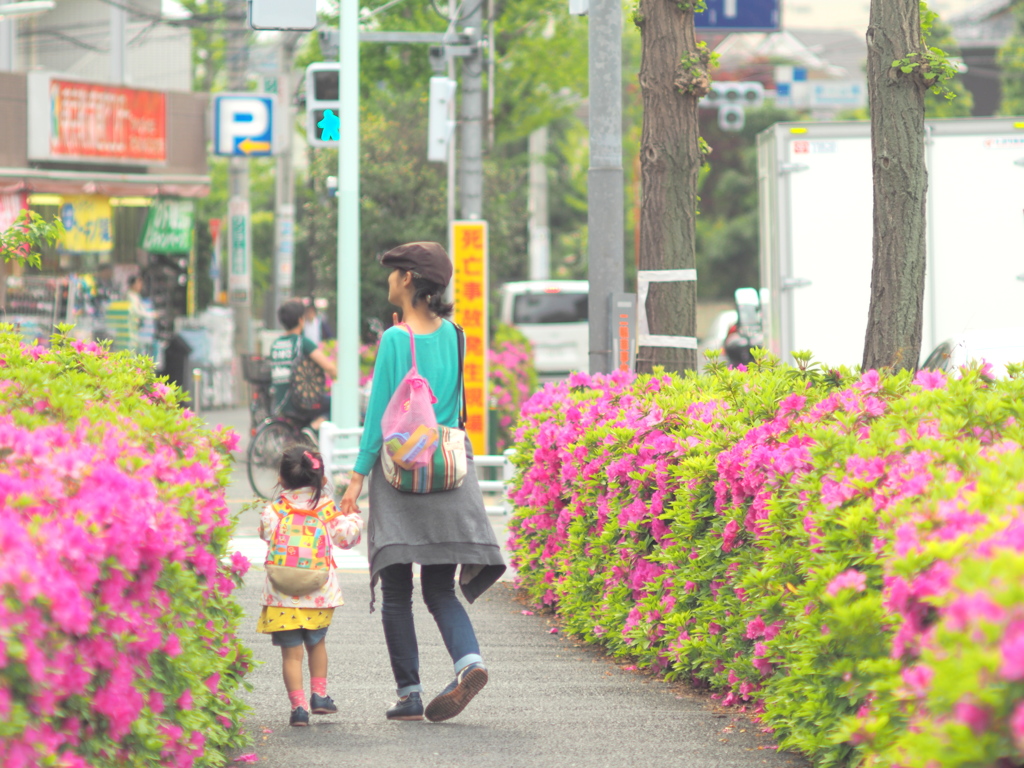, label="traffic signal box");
[306,63,341,148]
